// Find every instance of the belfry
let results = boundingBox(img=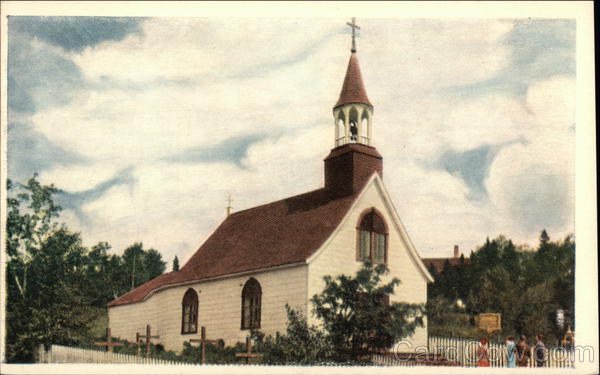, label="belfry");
[325,18,382,198]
